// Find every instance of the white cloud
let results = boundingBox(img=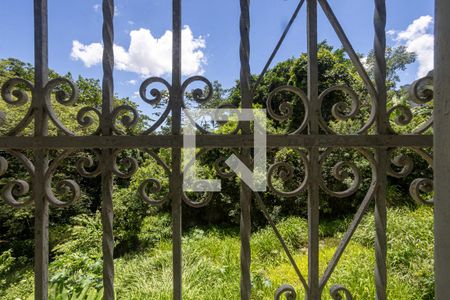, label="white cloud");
[394,15,434,78]
[127,79,137,85]
[386,29,397,37]
[71,41,103,67]
[71,26,206,77]
[93,4,119,16]
[360,56,369,69]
